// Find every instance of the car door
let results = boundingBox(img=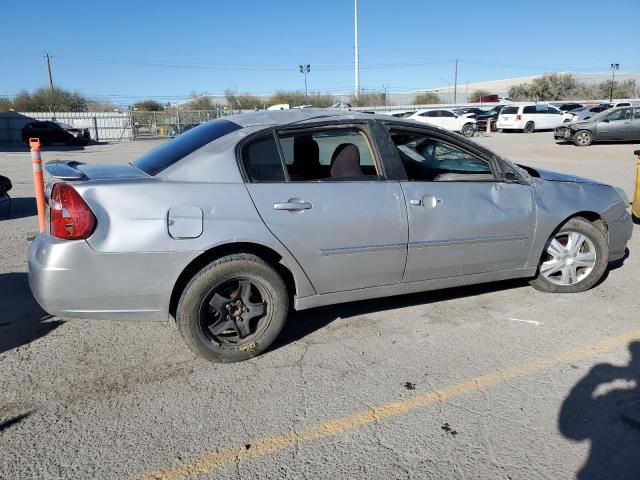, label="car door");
[597,108,633,140]
[631,108,640,140]
[439,110,459,131]
[547,106,564,128]
[242,124,408,295]
[416,110,441,128]
[385,126,535,282]
[29,122,50,143]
